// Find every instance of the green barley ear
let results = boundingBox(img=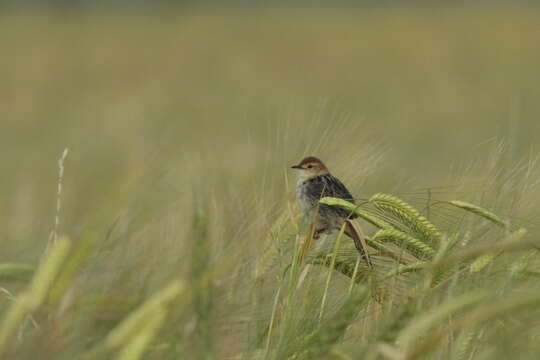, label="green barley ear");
[365,236,409,263]
[469,251,501,274]
[429,228,529,271]
[372,229,436,260]
[369,193,442,244]
[116,308,167,360]
[466,228,527,275]
[429,228,528,288]
[509,249,539,277]
[383,262,426,279]
[447,200,508,228]
[83,280,184,360]
[48,232,98,304]
[307,248,371,281]
[319,197,394,229]
[453,328,479,360]
[0,237,71,356]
